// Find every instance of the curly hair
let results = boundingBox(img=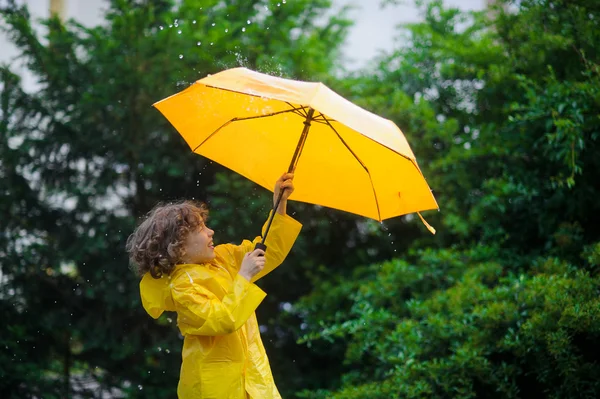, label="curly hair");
[126,200,209,279]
